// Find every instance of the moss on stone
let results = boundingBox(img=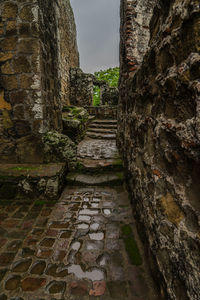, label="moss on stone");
[10,166,39,171]
[34,199,57,206]
[113,159,123,166]
[116,172,124,180]
[121,224,143,266]
[42,131,77,167]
